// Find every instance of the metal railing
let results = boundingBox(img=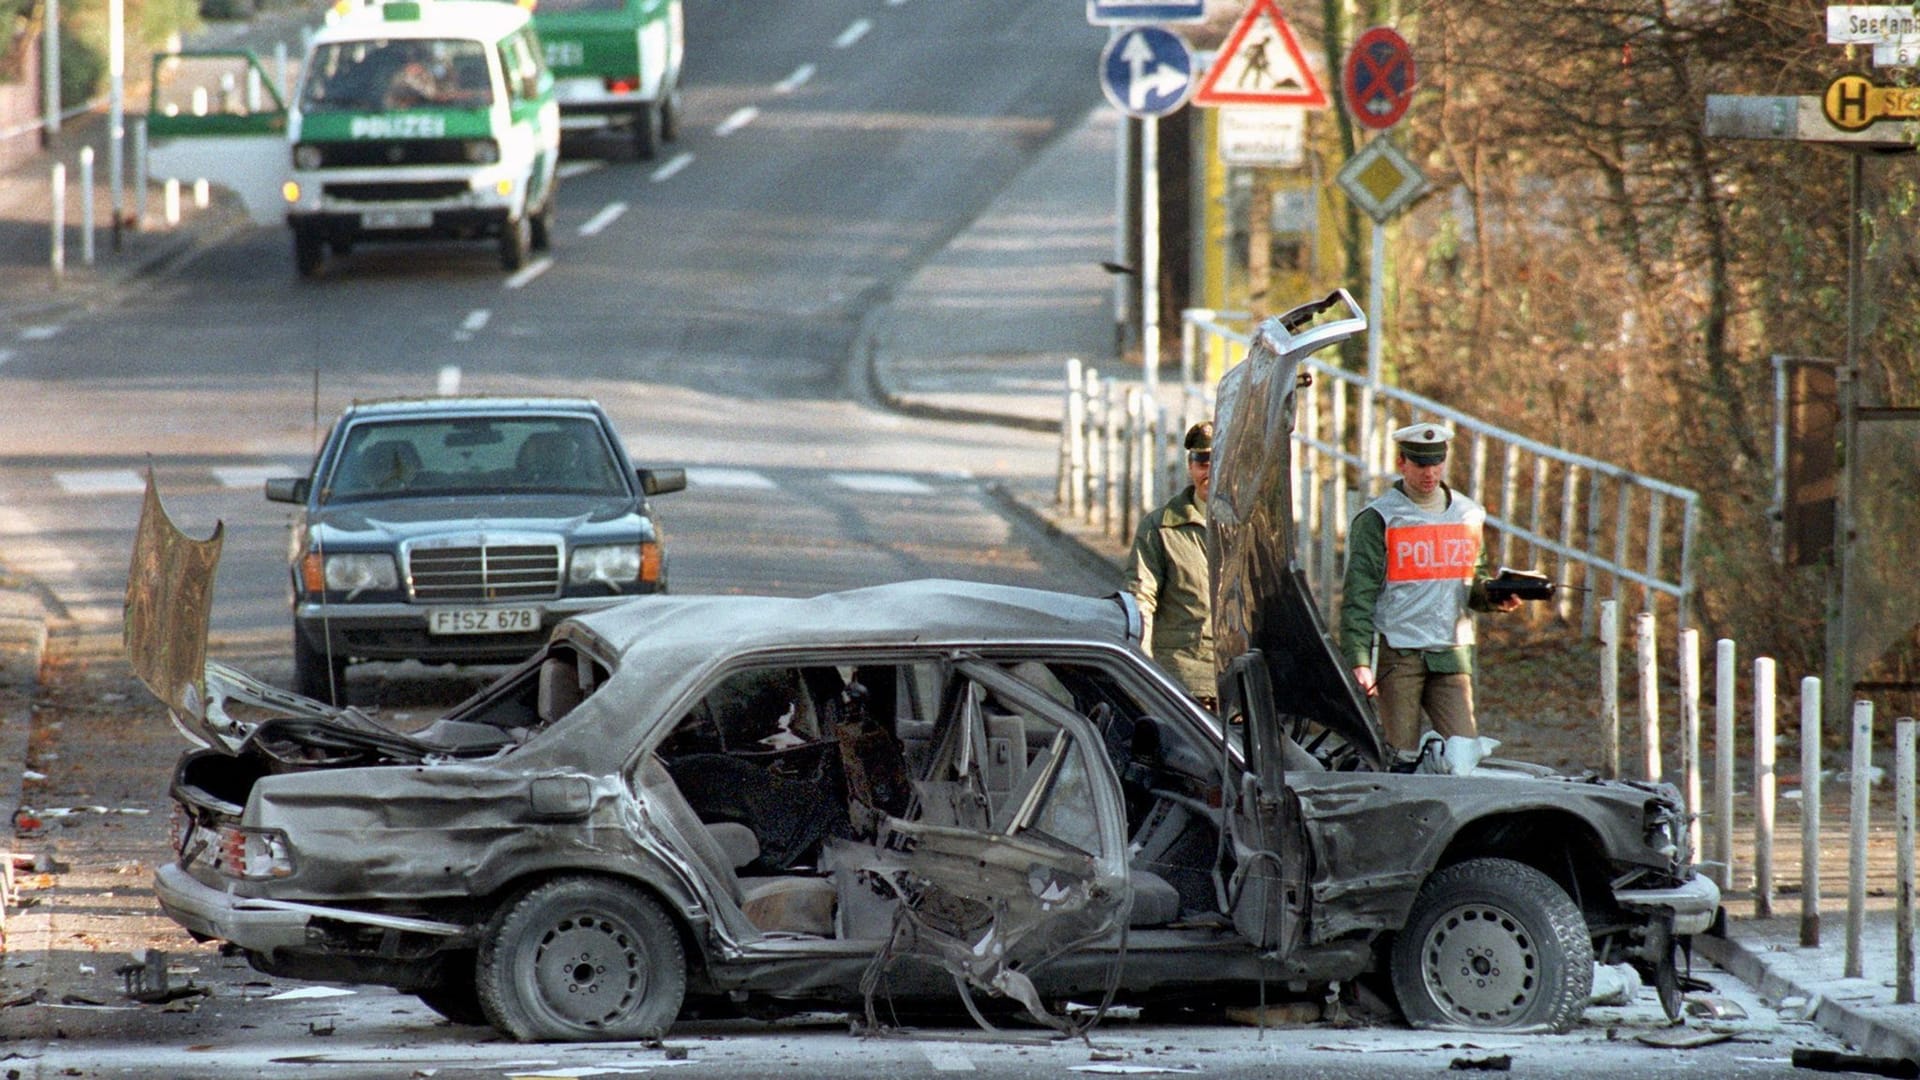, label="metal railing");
[1058,308,1701,634]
